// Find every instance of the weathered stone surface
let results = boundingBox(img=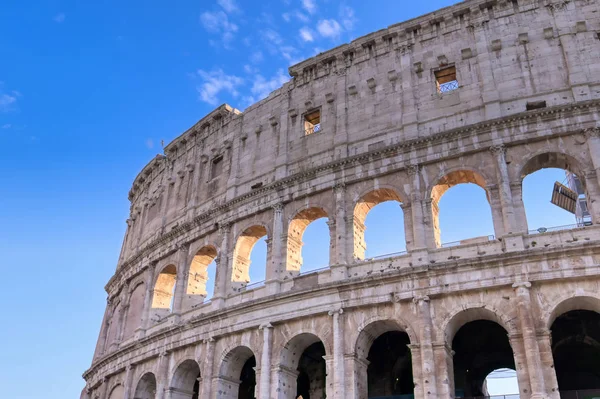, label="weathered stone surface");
[83,0,600,398]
